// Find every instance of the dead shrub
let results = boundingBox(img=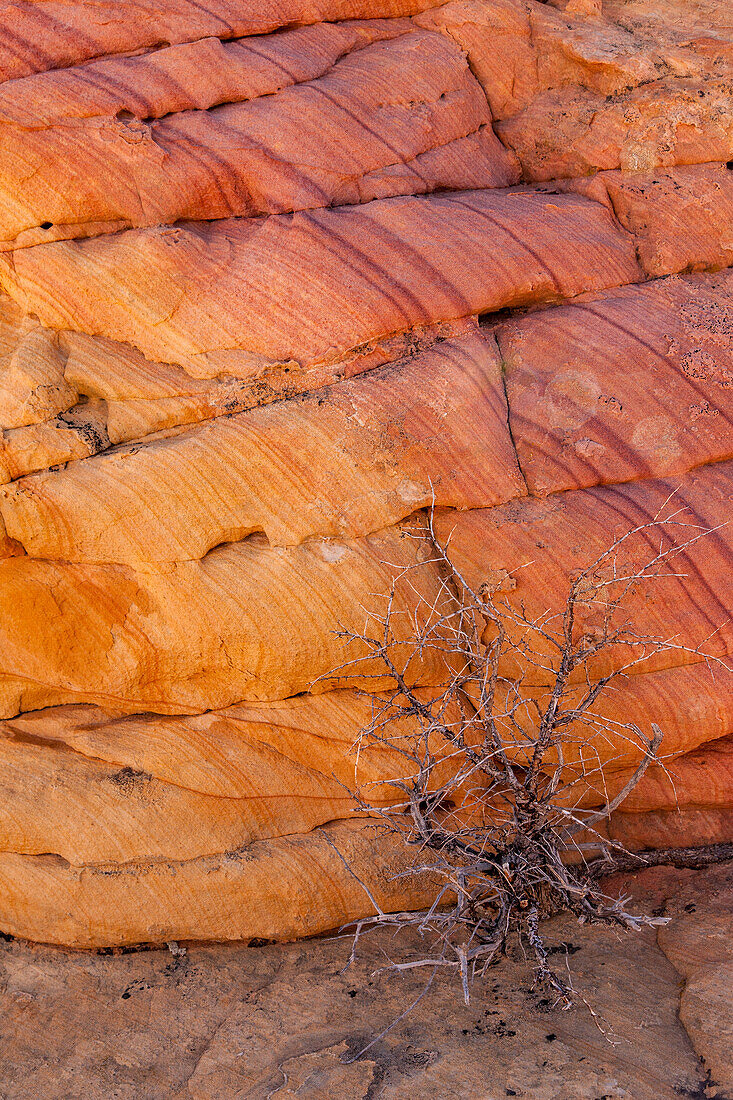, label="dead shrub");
[321,499,729,1031]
